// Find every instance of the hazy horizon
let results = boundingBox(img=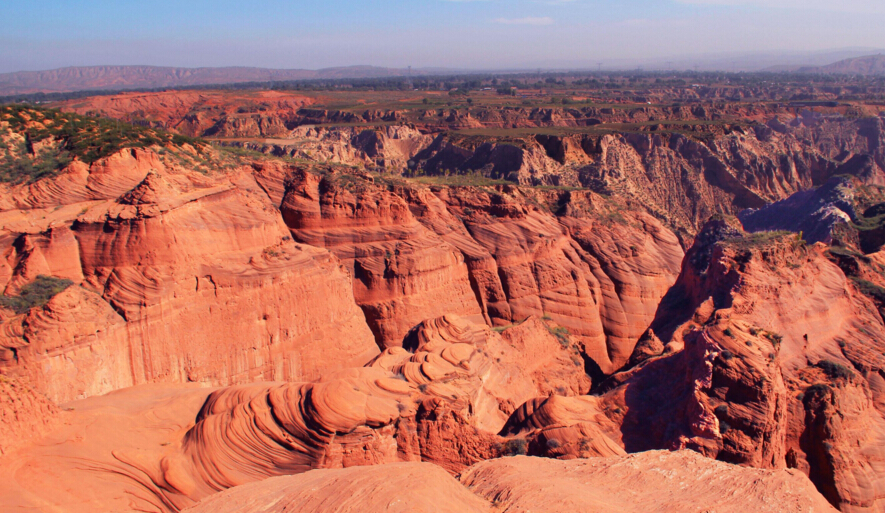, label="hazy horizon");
[2,1,885,74]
